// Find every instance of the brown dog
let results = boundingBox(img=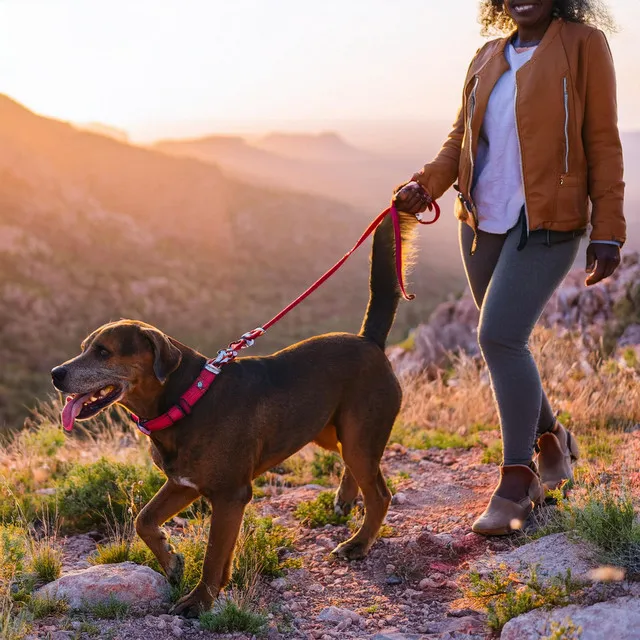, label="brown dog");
[51,211,417,616]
